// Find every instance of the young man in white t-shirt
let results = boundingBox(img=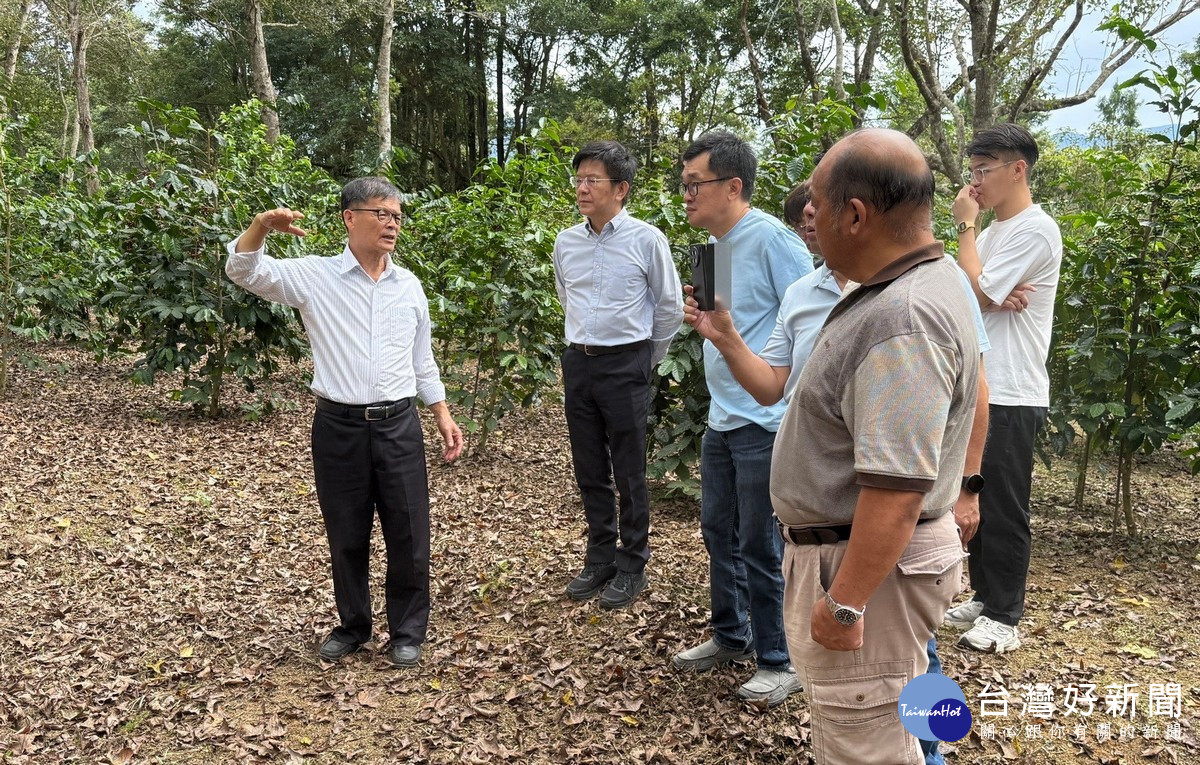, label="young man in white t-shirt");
[945,123,1063,654]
